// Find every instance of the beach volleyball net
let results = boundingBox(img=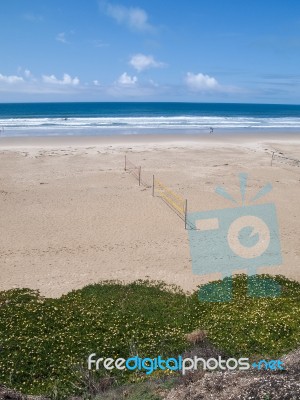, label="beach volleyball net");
[124,155,150,187]
[124,154,189,228]
[124,156,141,185]
[271,152,300,167]
[153,177,188,228]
